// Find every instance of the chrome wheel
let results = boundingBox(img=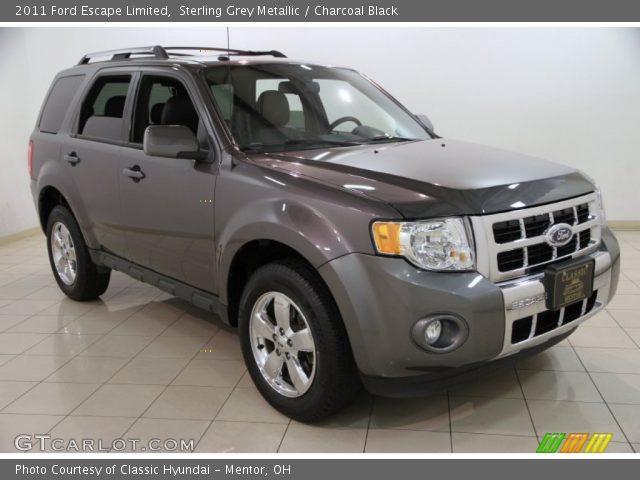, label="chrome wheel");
[249,292,317,398]
[50,222,77,286]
